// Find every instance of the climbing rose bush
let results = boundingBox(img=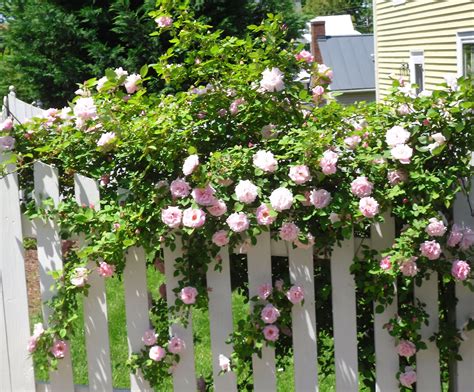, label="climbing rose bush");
[2,1,473,390]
